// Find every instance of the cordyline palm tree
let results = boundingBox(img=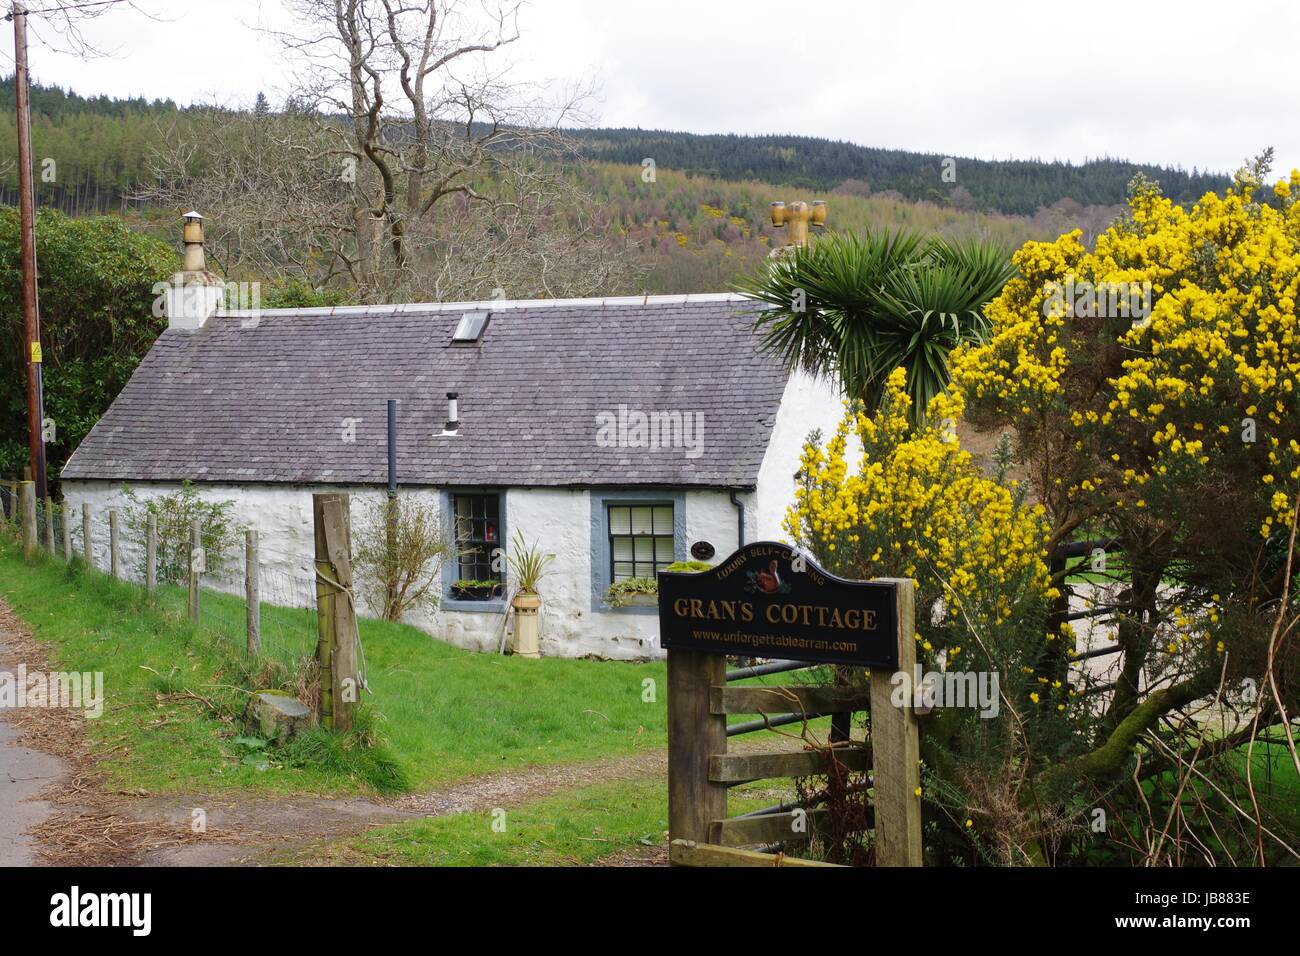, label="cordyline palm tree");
[735,229,1016,422]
